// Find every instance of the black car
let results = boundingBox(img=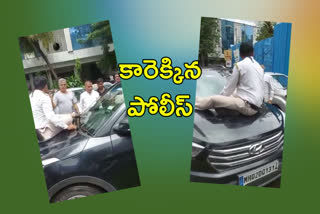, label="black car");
[190,68,285,186]
[39,83,140,202]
